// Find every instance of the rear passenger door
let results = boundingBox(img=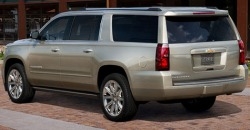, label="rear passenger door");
[60,15,102,91]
